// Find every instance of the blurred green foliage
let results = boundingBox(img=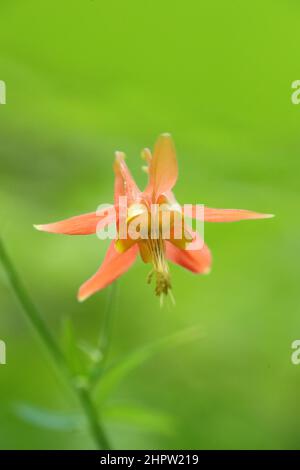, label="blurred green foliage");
[0,0,300,449]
